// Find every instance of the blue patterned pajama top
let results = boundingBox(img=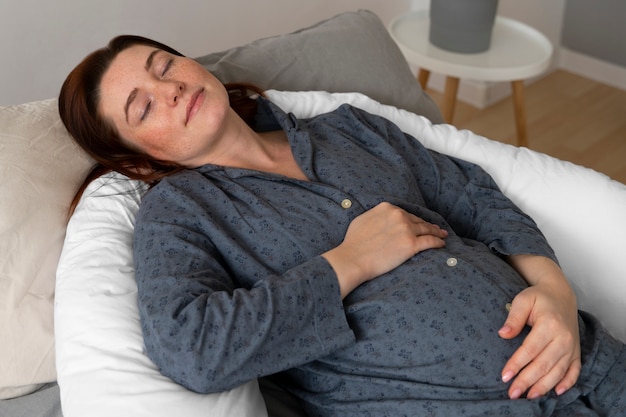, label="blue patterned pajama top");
[133,99,624,416]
